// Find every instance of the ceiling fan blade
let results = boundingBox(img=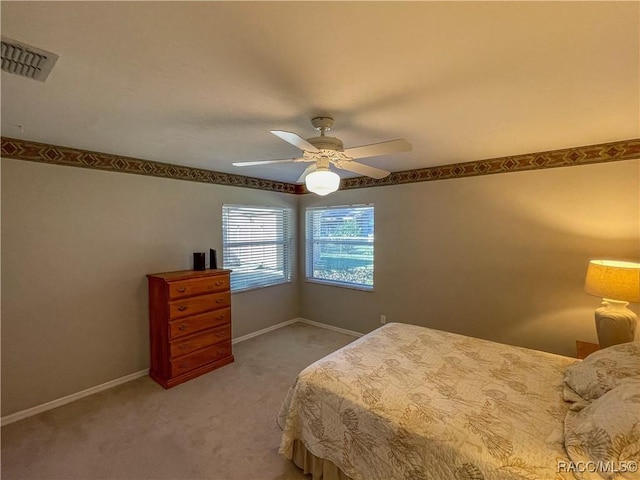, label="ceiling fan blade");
[343,138,412,159]
[232,158,301,167]
[334,160,390,179]
[296,164,317,183]
[271,130,319,152]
